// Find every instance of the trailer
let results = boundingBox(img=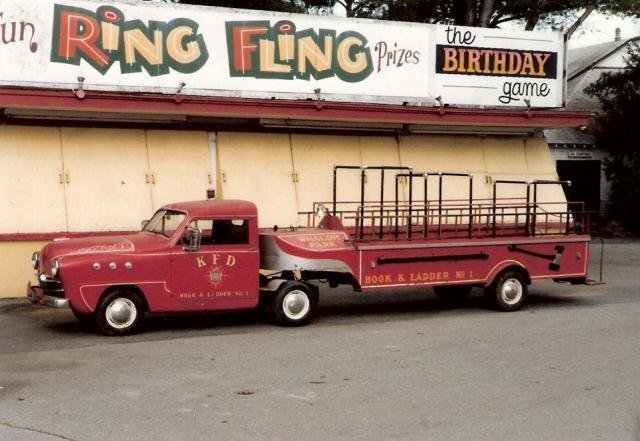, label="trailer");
[28,165,602,335]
